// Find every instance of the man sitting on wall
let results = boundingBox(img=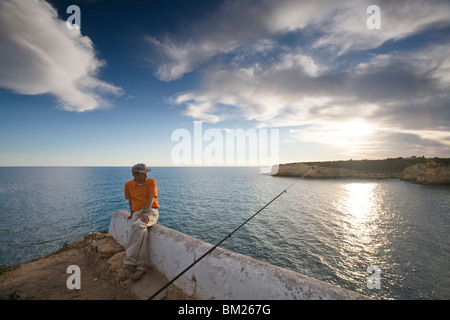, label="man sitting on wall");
[118,163,159,281]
